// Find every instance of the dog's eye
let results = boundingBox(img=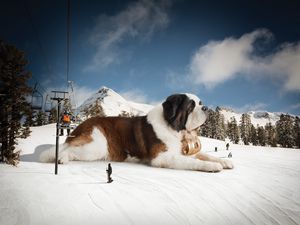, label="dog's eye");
[188,100,195,113]
[199,101,202,105]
